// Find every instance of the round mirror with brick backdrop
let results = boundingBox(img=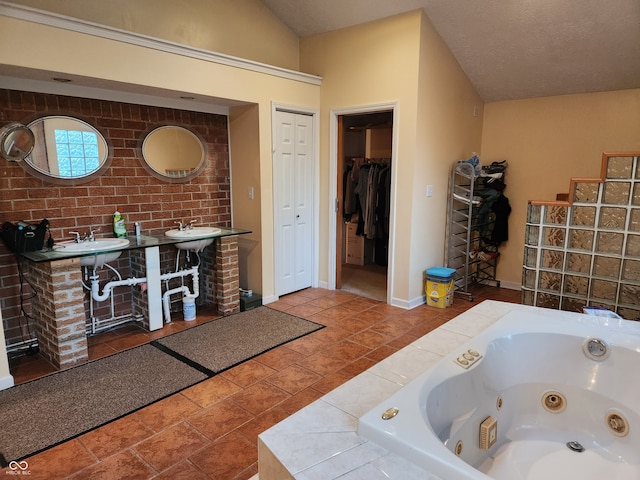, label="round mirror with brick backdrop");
[24,116,110,184]
[141,125,206,182]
